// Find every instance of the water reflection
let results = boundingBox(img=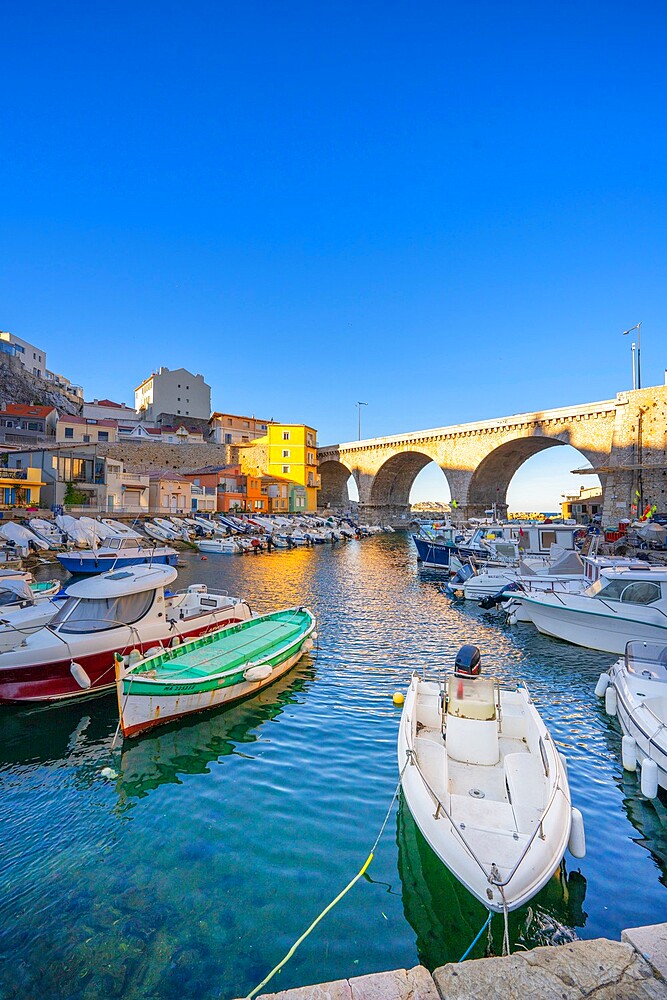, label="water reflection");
[116,659,316,802]
[396,796,587,967]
